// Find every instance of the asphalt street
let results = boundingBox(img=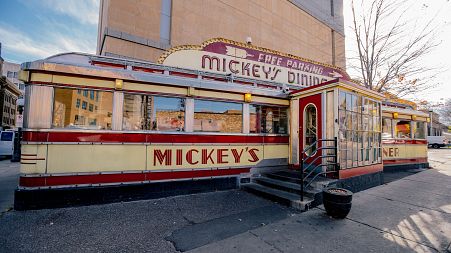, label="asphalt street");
[0,149,449,252]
